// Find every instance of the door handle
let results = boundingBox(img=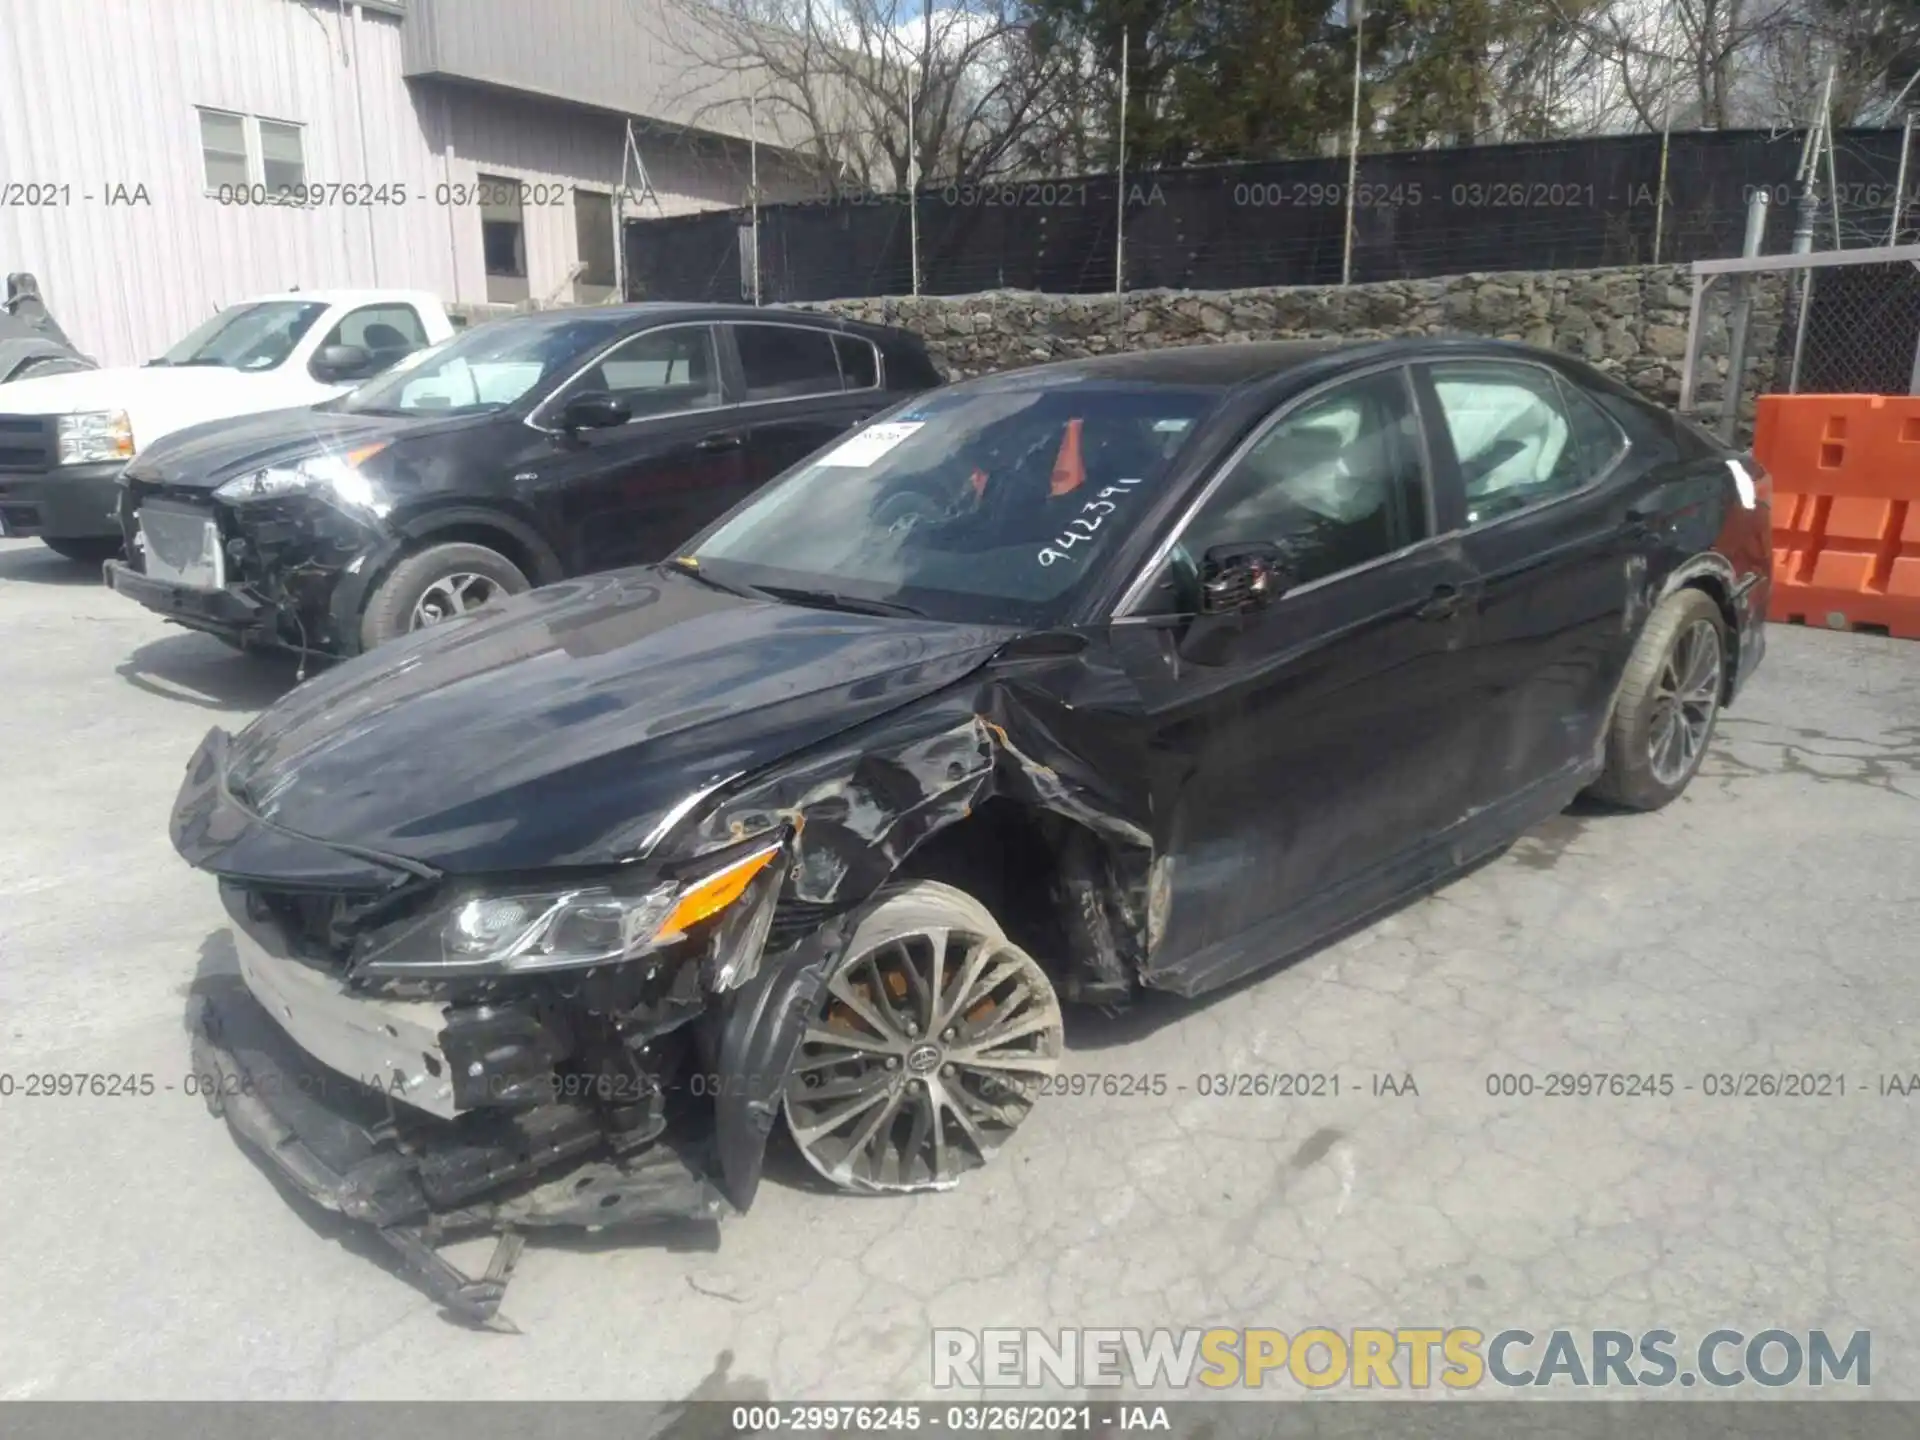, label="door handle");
[1415,582,1467,622]
[697,431,744,452]
[1623,506,1655,534]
